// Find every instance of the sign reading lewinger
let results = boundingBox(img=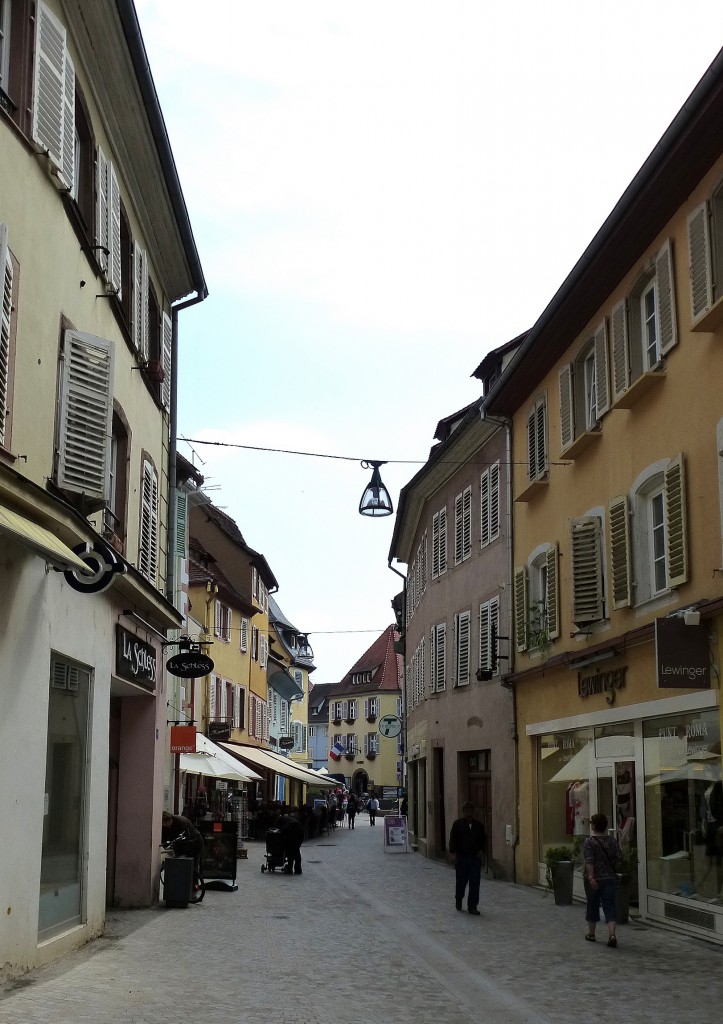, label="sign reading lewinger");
[578,666,627,705]
[656,617,710,688]
[116,625,157,690]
